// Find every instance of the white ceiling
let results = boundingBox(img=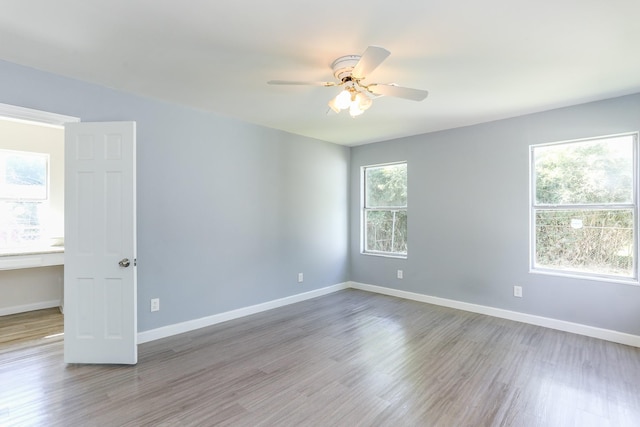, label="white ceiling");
[1,1,640,146]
